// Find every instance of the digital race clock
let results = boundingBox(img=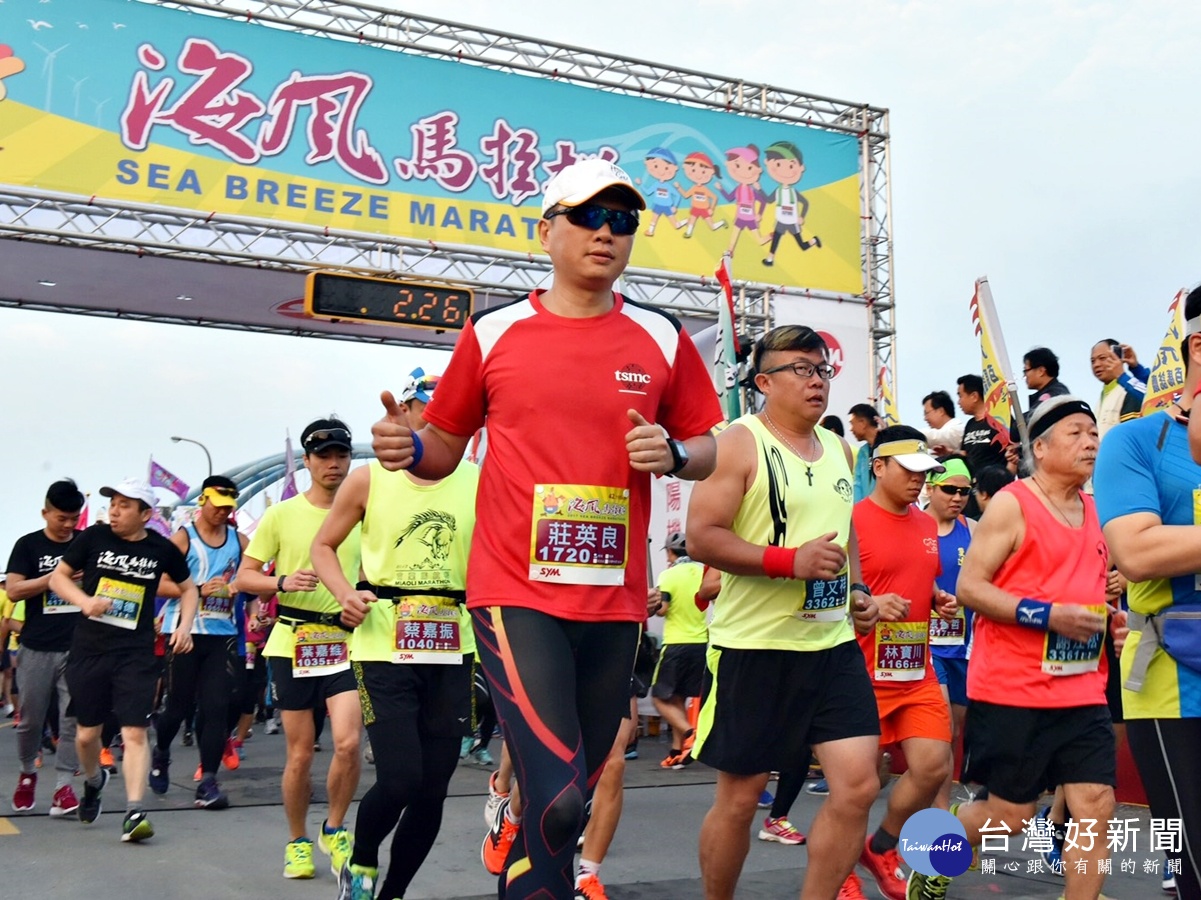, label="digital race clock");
[304,272,473,331]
